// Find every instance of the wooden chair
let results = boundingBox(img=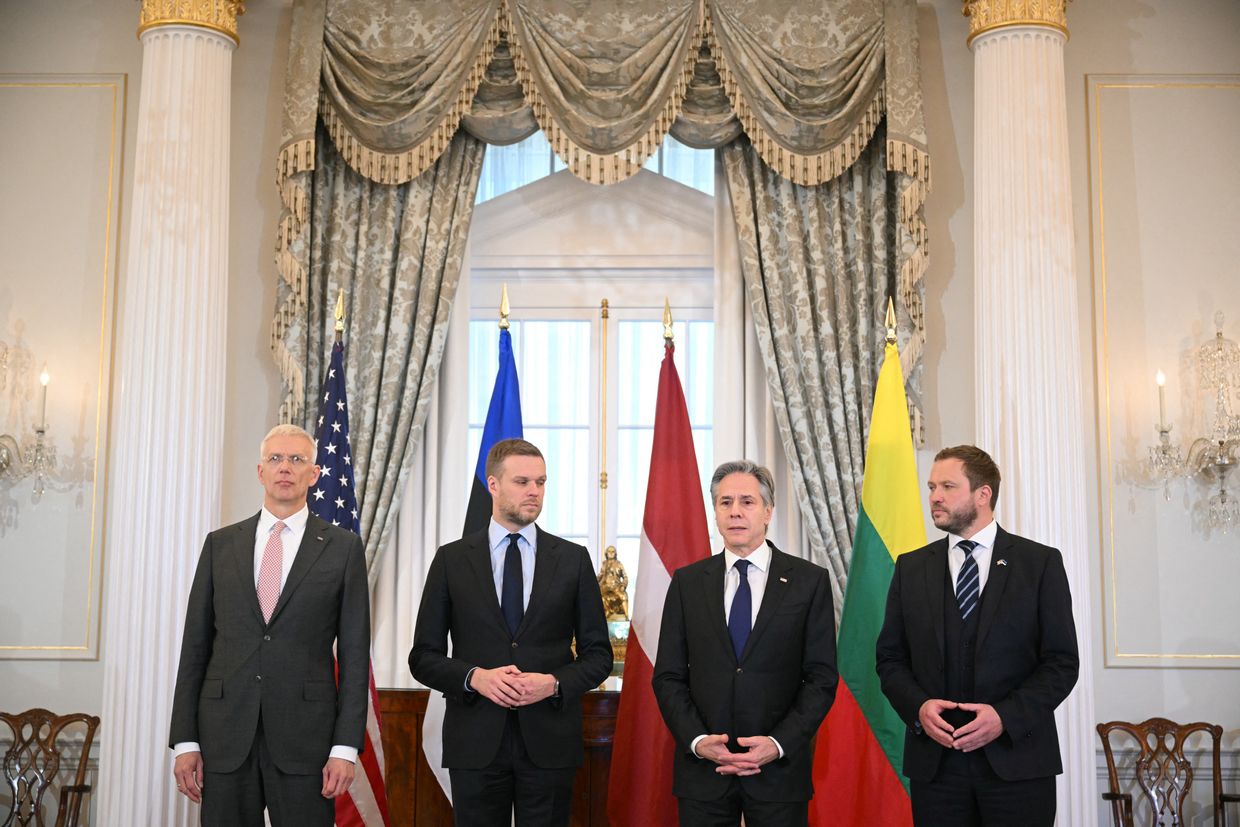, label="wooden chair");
[1097,717,1240,826]
[0,708,100,827]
